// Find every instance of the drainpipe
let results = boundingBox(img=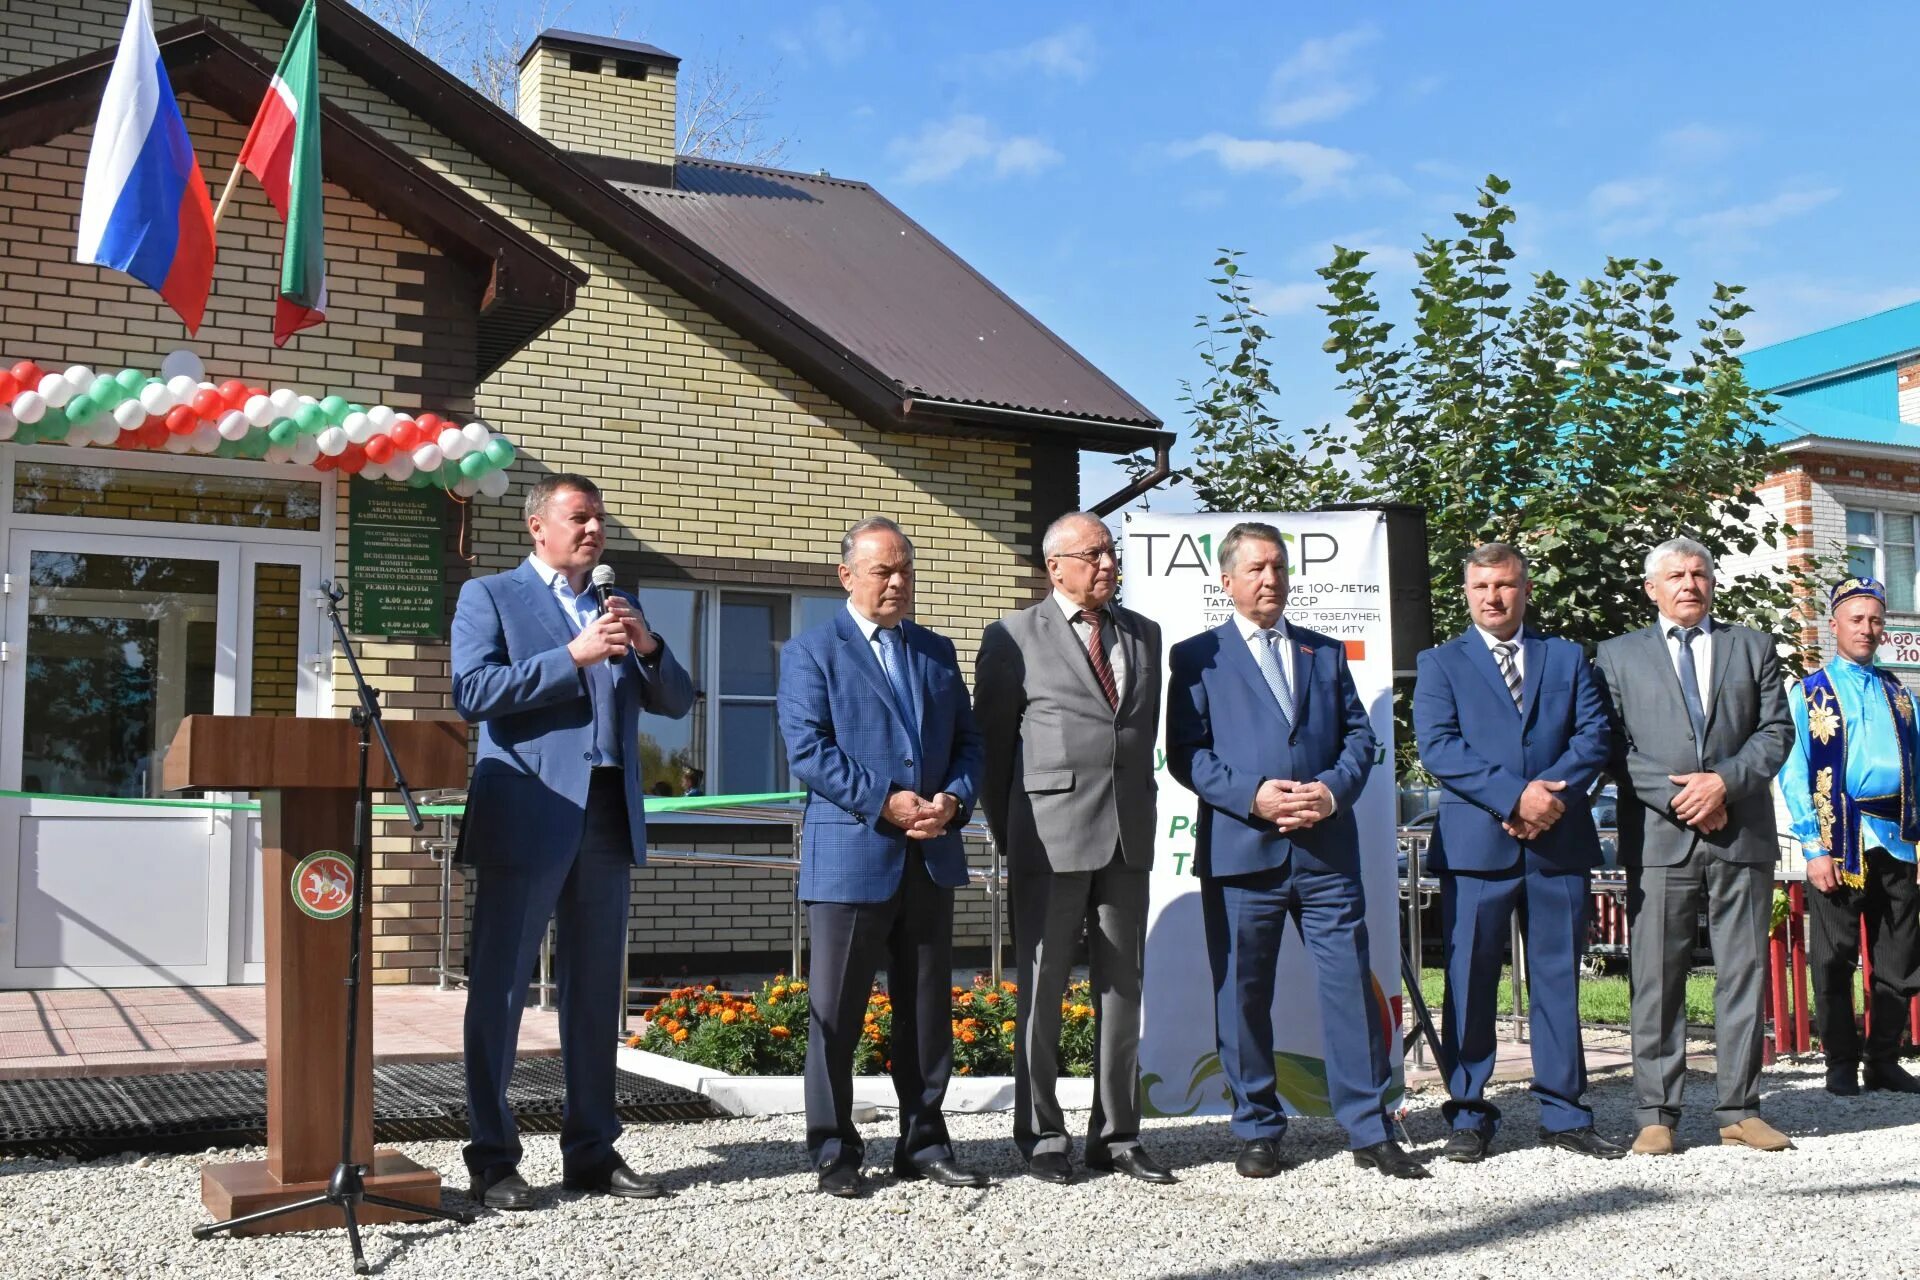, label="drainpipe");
[1088,438,1174,517]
